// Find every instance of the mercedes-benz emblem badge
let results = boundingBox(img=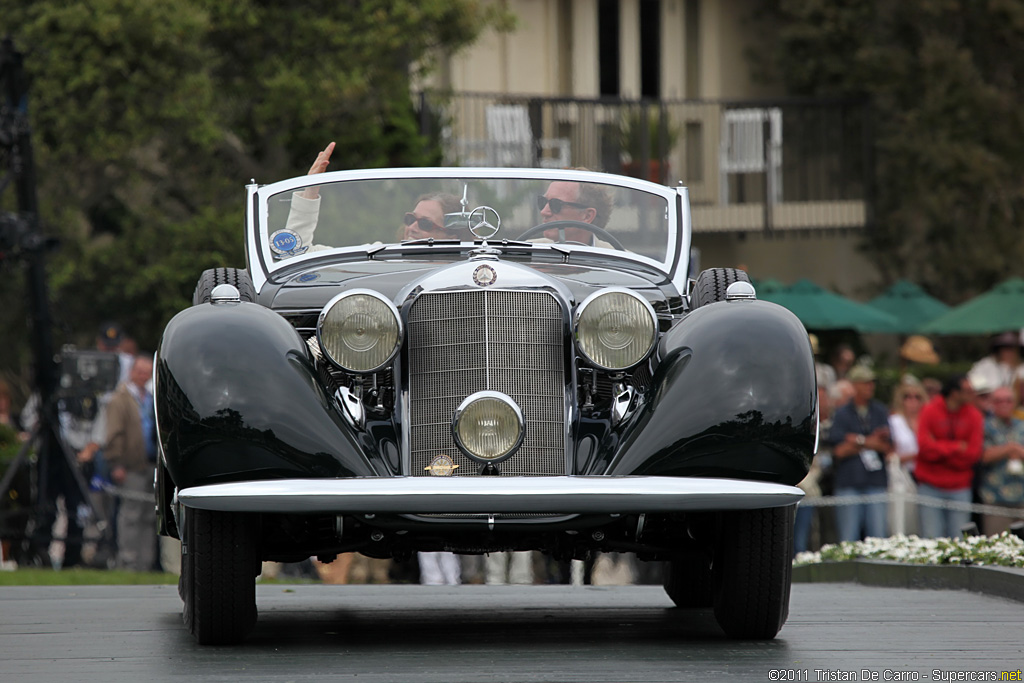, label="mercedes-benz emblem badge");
[468,206,501,240]
[472,264,497,287]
